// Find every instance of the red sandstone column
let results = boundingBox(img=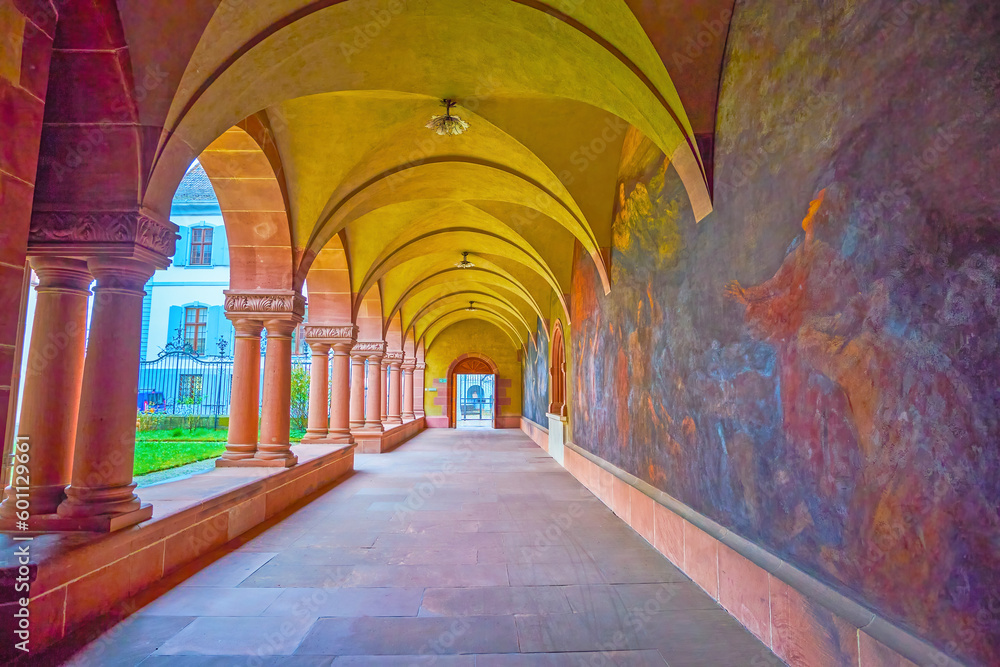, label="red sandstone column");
[0,258,91,519]
[387,358,403,425]
[256,319,298,466]
[56,257,155,528]
[349,351,366,429]
[379,359,388,423]
[402,360,416,421]
[365,352,385,431]
[414,362,426,418]
[302,341,330,441]
[329,339,355,443]
[218,319,263,463]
